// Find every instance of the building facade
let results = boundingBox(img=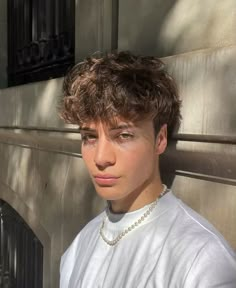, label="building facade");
[0,0,235,287]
